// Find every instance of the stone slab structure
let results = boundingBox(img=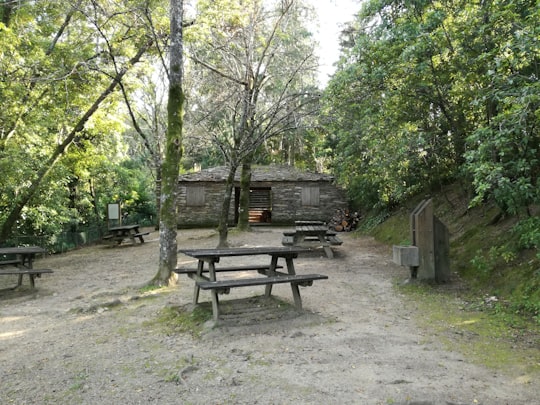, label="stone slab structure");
[410,198,450,282]
[176,165,348,228]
